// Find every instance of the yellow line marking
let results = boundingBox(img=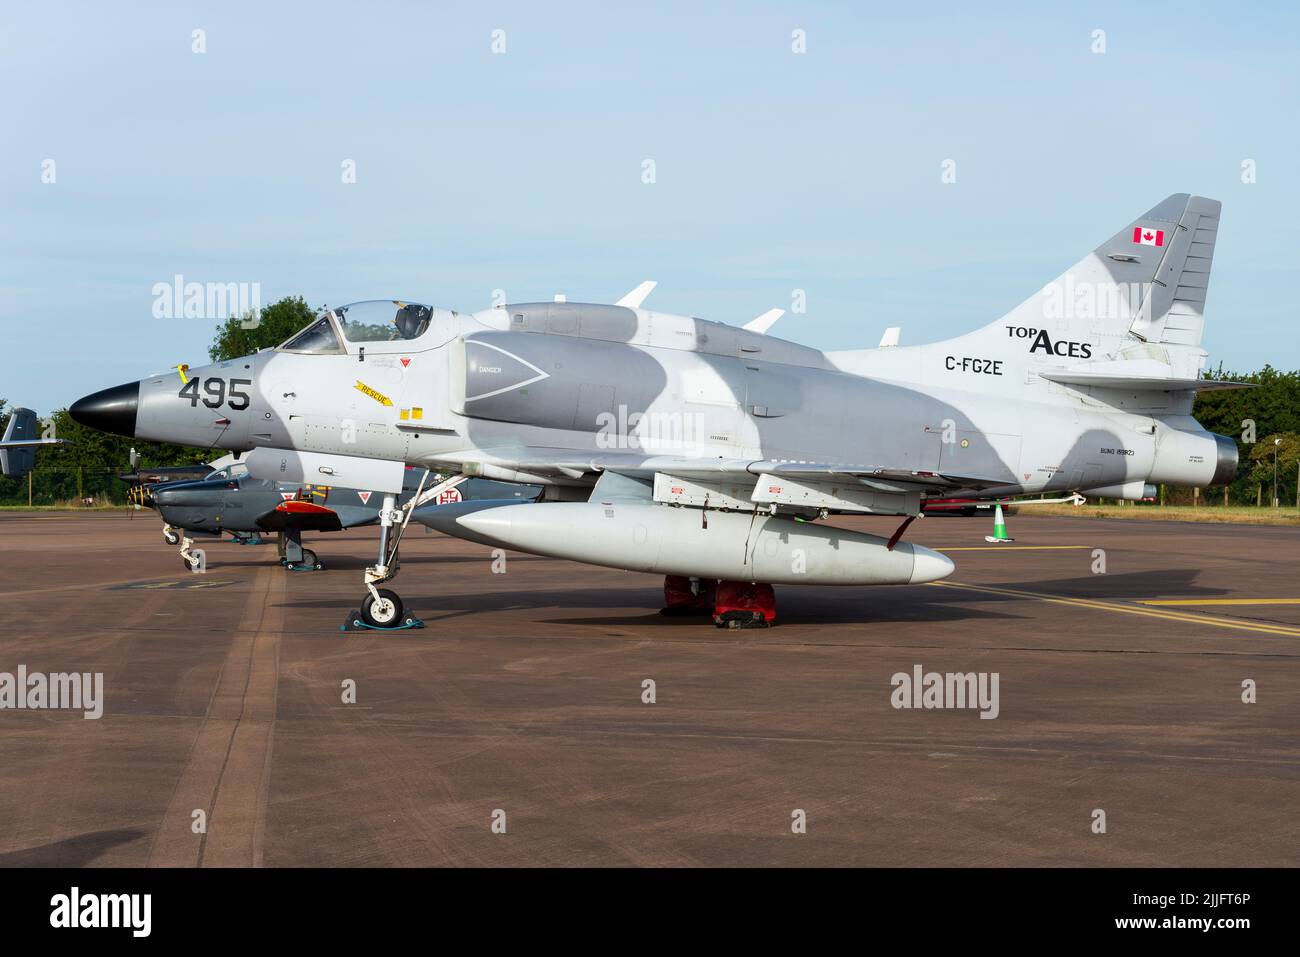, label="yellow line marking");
[1137,598,1300,606]
[935,545,1091,552]
[928,580,1300,638]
